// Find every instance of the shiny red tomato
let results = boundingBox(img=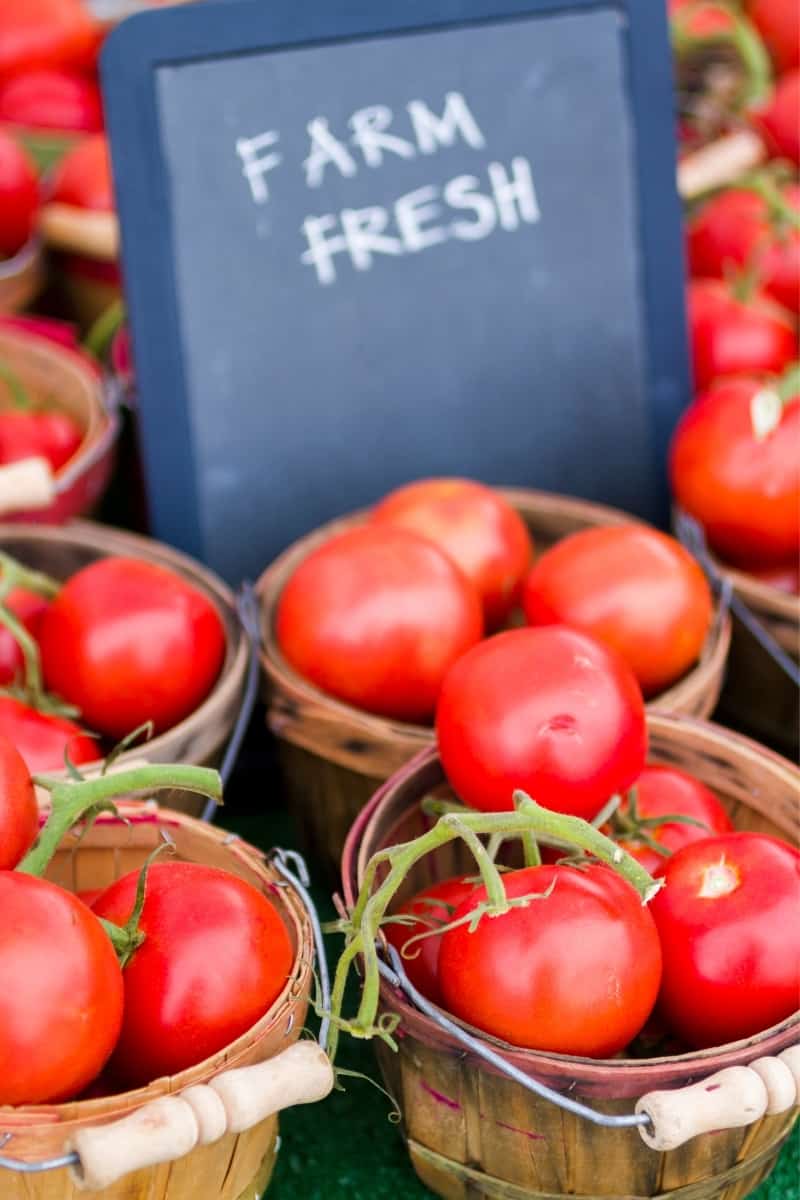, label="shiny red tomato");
[0,732,37,869]
[0,128,38,257]
[371,479,533,629]
[0,872,123,1103]
[93,862,294,1088]
[612,766,734,875]
[438,864,662,1056]
[0,696,98,773]
[0,68,103,133]
[277,526,483,722]
[651,834,800,1049]
[0,408,83,471]
[670,375,799,569]
[39,557,226,740]
[687,184,800,314]
[0,585,49,685]
[50,132,113,210]
[522,526,713,697]
[435,626,646,819]
[0,0,102,79]
[384,876,477,1006]
[753,70,800,165]
[746,0,799,71]
[688,279,797,391]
